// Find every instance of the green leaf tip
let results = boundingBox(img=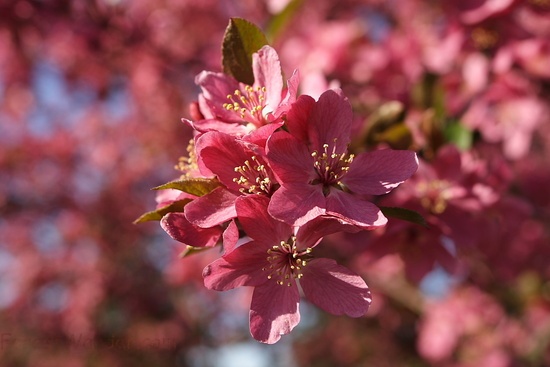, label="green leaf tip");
[133,199,191,224]
[152,177,220,197]
[380,206,428,228]
[222,17,269,85]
